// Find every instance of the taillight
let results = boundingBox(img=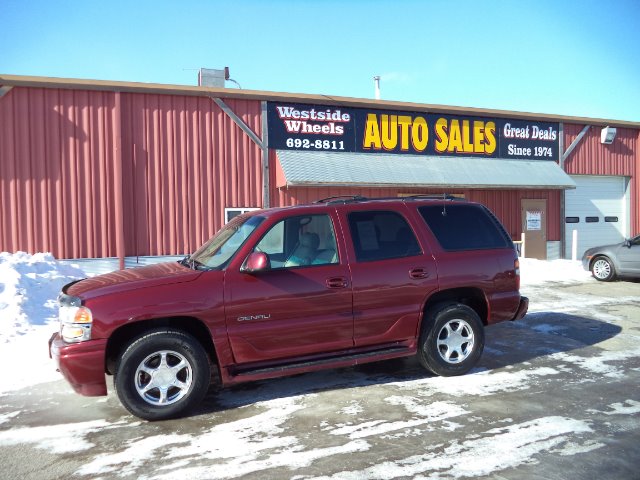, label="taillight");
[514,259,521,290]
